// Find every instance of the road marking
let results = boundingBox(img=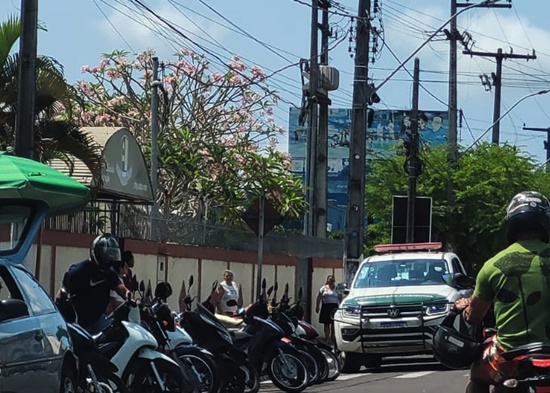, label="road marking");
[337,373,371,381]
[395,371,434,379]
